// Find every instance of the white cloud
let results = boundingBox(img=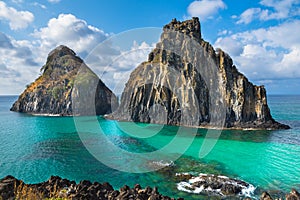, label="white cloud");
[237,8,262,24]
[32,15,159,95]
[116,41,153,70]
[187,0,226,20]
[32,14,109,63]
[0,32,40,94]
[0,14,155,95]
[214,20,300,81]
[276,47,300,73]
[32,2,46,9]
[237,0,300,24]
[48,0,61,3]
[86,40,154,95]
[0,1,34,30]
[215,37,243,56]
[217,29,232,36]
[0,13,113,94]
